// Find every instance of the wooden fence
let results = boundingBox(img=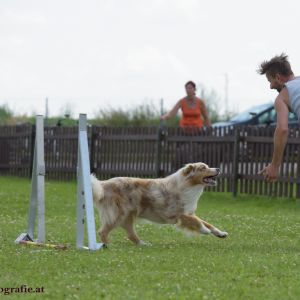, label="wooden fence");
[1,124,300,198]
